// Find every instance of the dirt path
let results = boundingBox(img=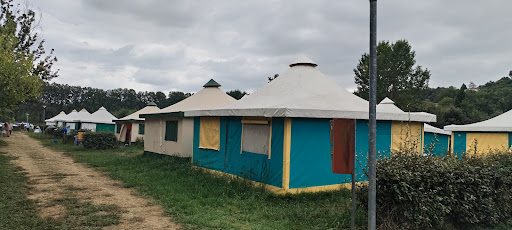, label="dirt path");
[1,132,180,229]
